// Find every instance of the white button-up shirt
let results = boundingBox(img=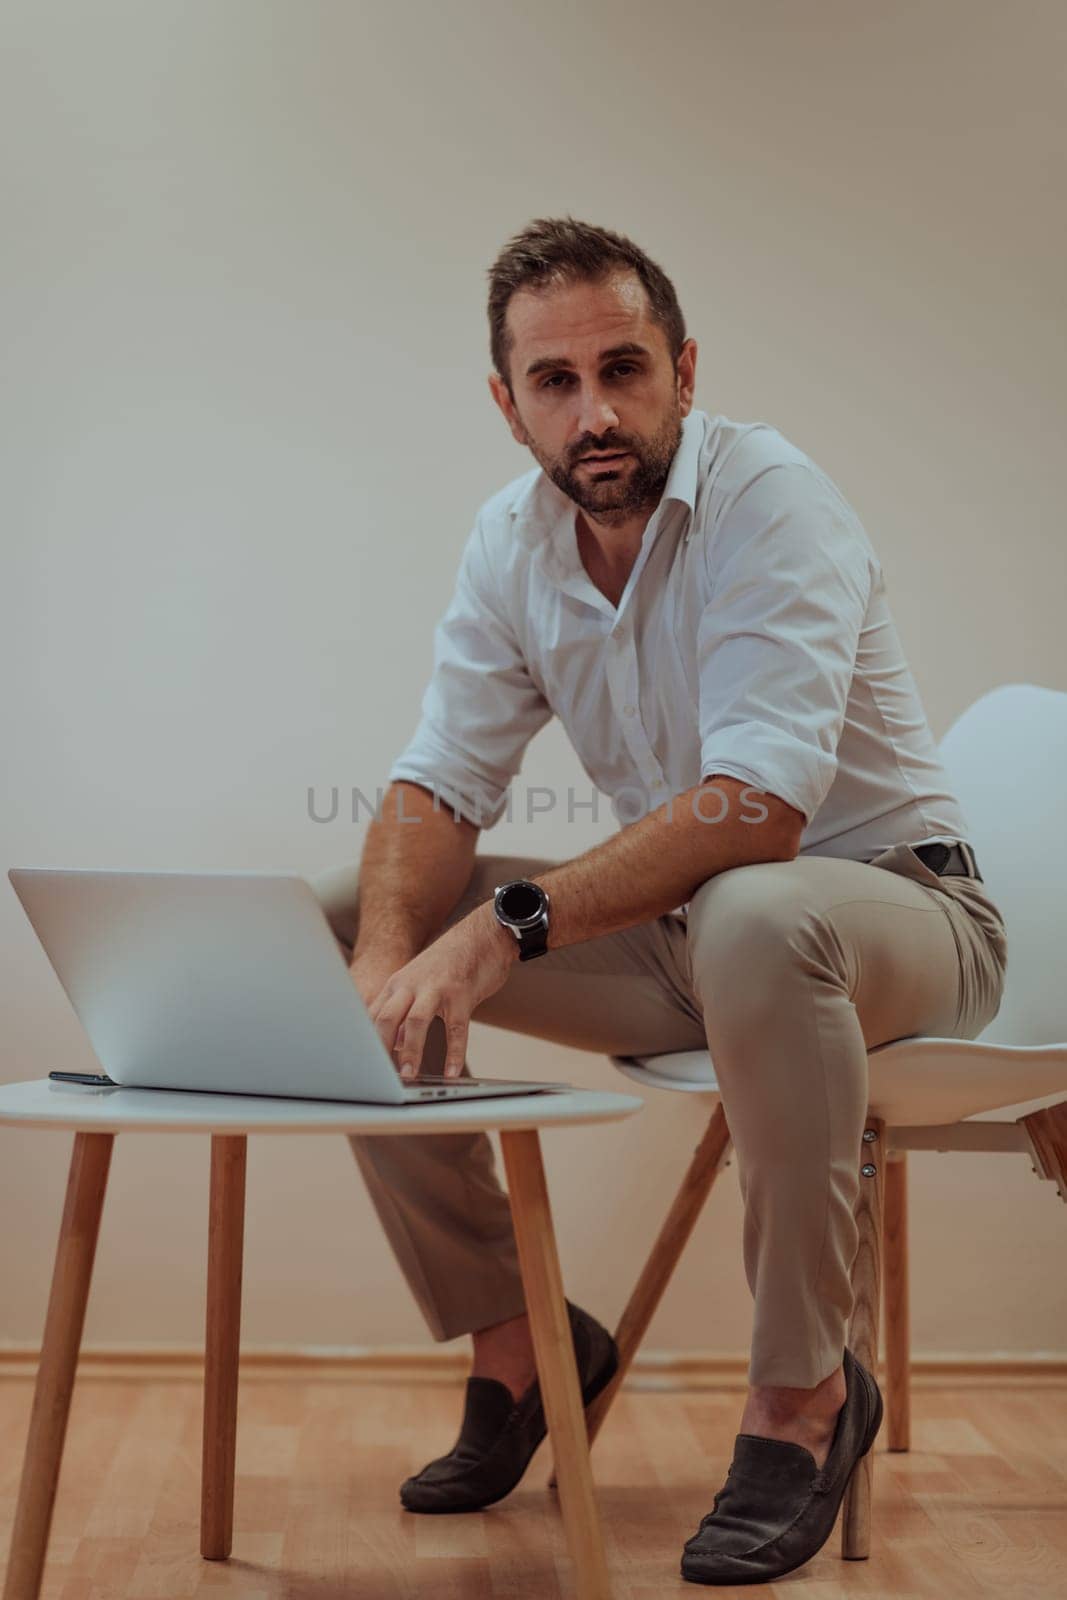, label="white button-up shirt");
[389,409,970,879]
